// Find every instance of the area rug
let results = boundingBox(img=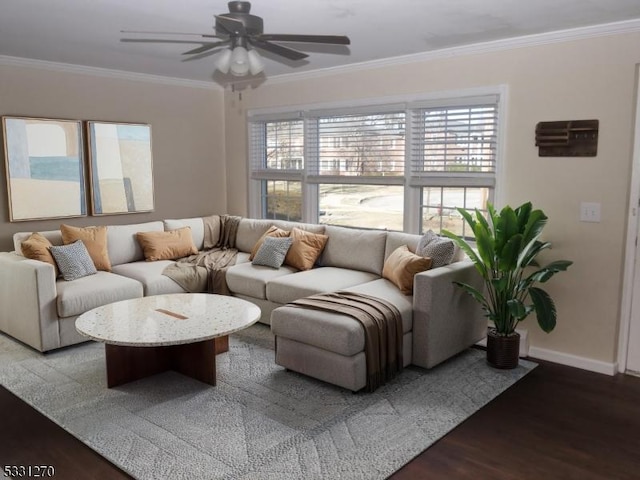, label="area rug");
[0,325,535,479]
